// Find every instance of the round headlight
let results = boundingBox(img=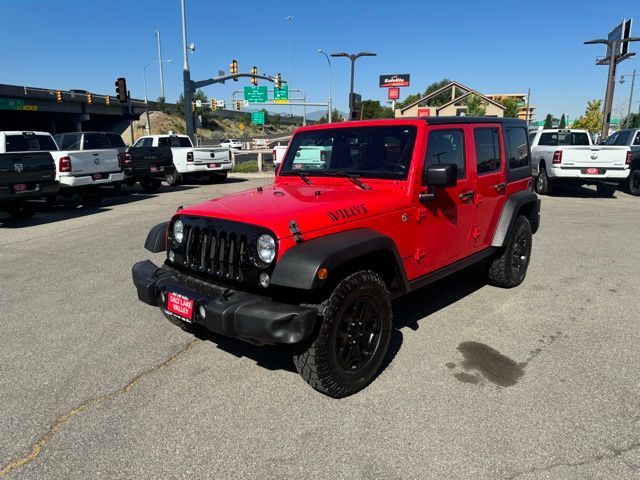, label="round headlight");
[256,234,276,264]
[172,219,184,244]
